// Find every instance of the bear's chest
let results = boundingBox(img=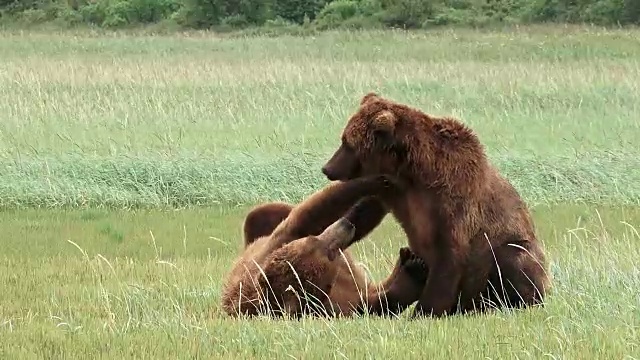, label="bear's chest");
[386,189,439,260]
